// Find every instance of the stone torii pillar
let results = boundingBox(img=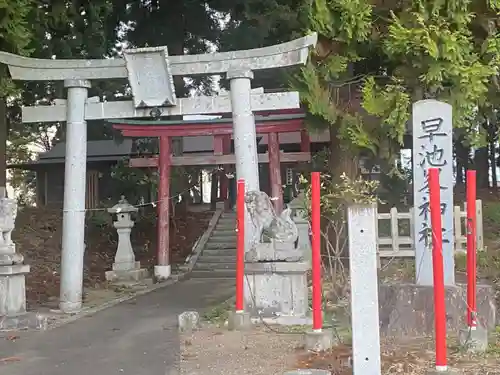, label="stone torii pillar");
[59,79,90,312]
[228,69,260,192]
